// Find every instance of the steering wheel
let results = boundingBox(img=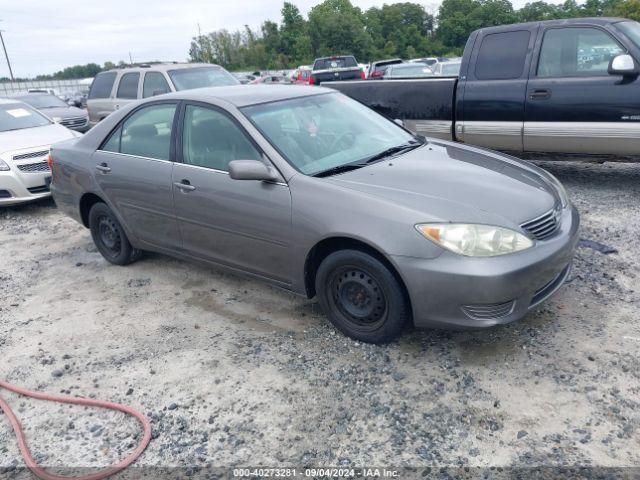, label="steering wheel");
[327,132,356,152]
